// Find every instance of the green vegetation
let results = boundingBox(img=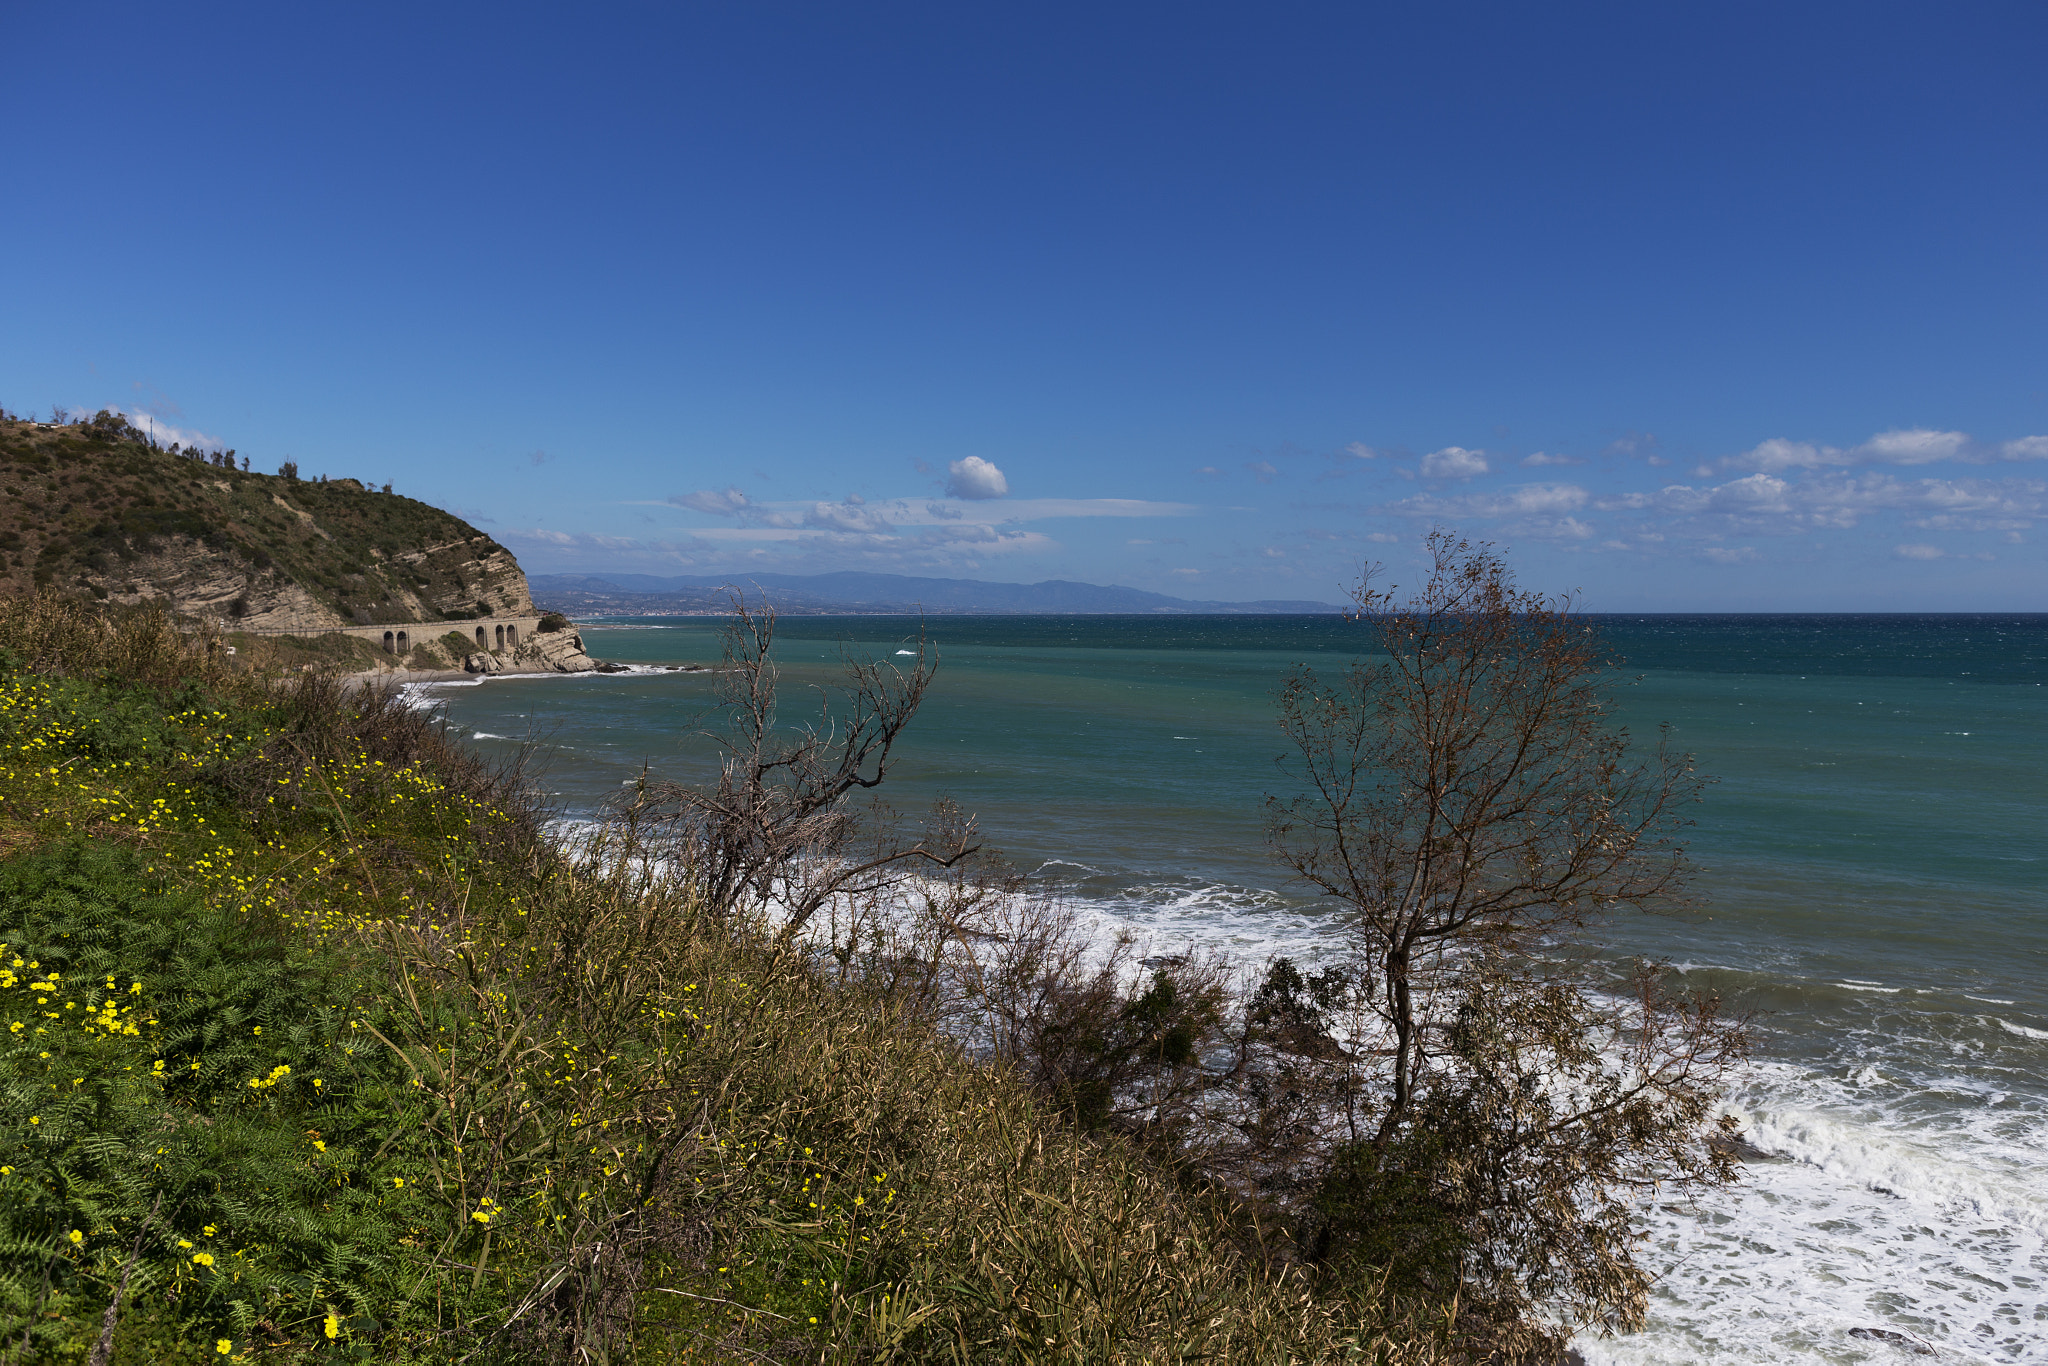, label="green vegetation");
[0,595,1433,1363]
[0,540,1742,1362]
[0,410,524,626]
